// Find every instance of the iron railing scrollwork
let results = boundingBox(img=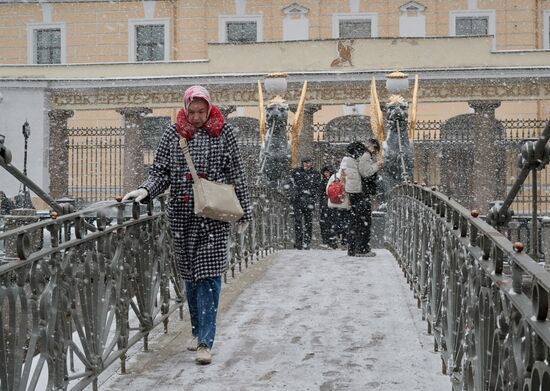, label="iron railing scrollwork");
[385,184,550,390]
[0,187,292,390]
[227,186,292,281]
[0,195,181,391]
